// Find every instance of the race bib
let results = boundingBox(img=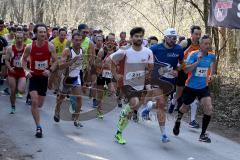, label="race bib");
[102,69,113,78]
[126,71,145,80]
[35,60,48,70]
[13,59,22,67]
[195,67,208,77]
